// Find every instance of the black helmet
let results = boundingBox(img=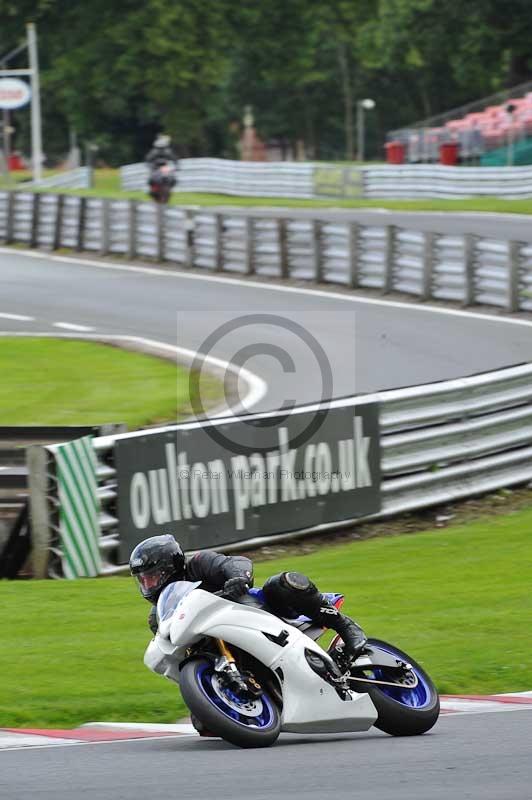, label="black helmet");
[129,534,185,604]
